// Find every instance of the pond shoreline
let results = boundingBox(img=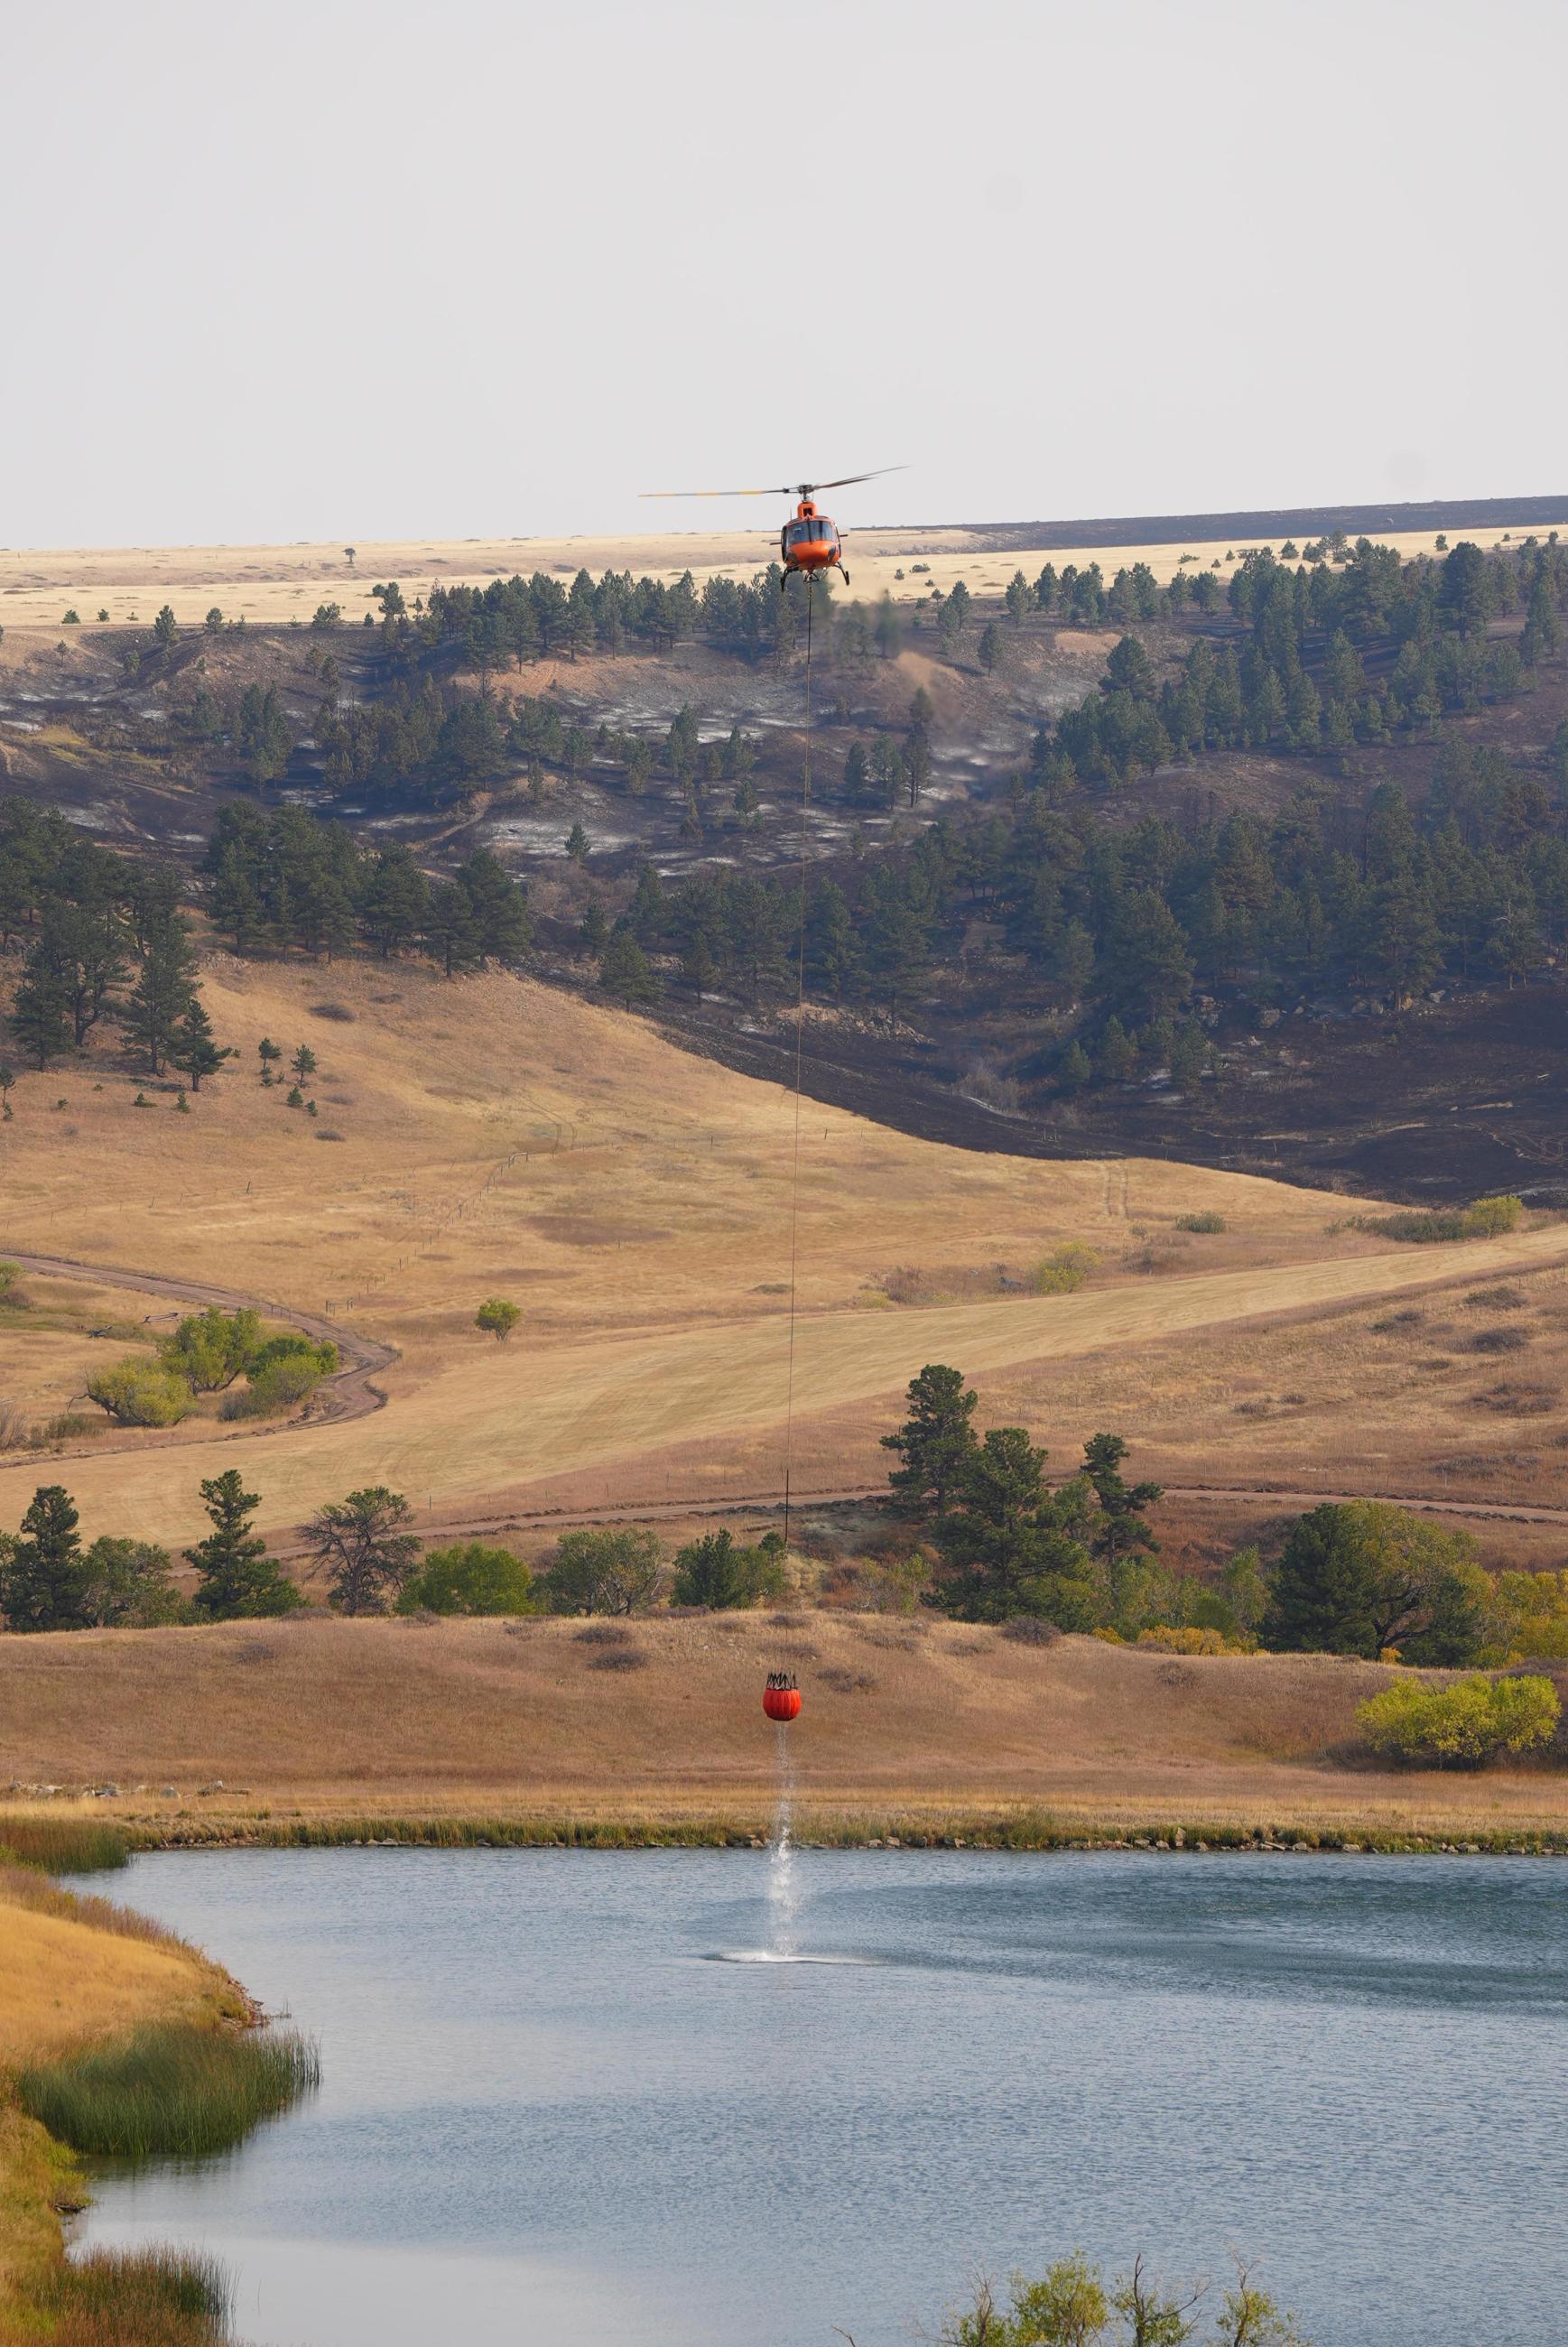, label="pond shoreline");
[114,1810,1568,1858]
